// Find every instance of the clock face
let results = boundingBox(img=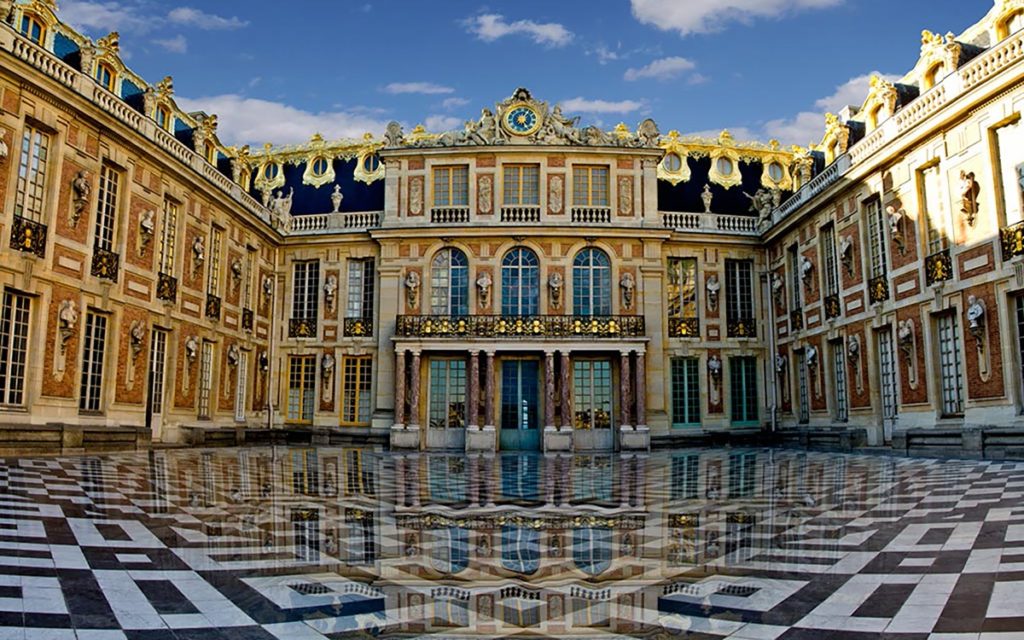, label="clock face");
[504,104,541,136]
